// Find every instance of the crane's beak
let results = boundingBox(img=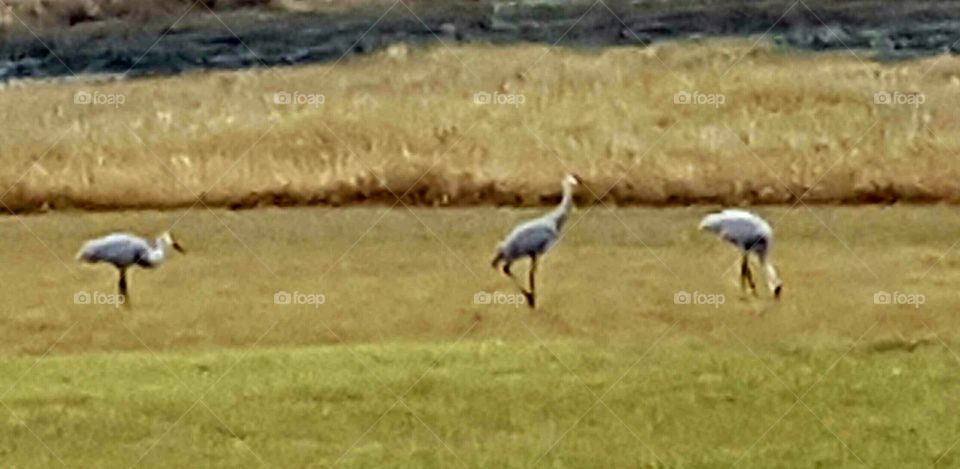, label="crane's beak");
[173,242,186,254]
